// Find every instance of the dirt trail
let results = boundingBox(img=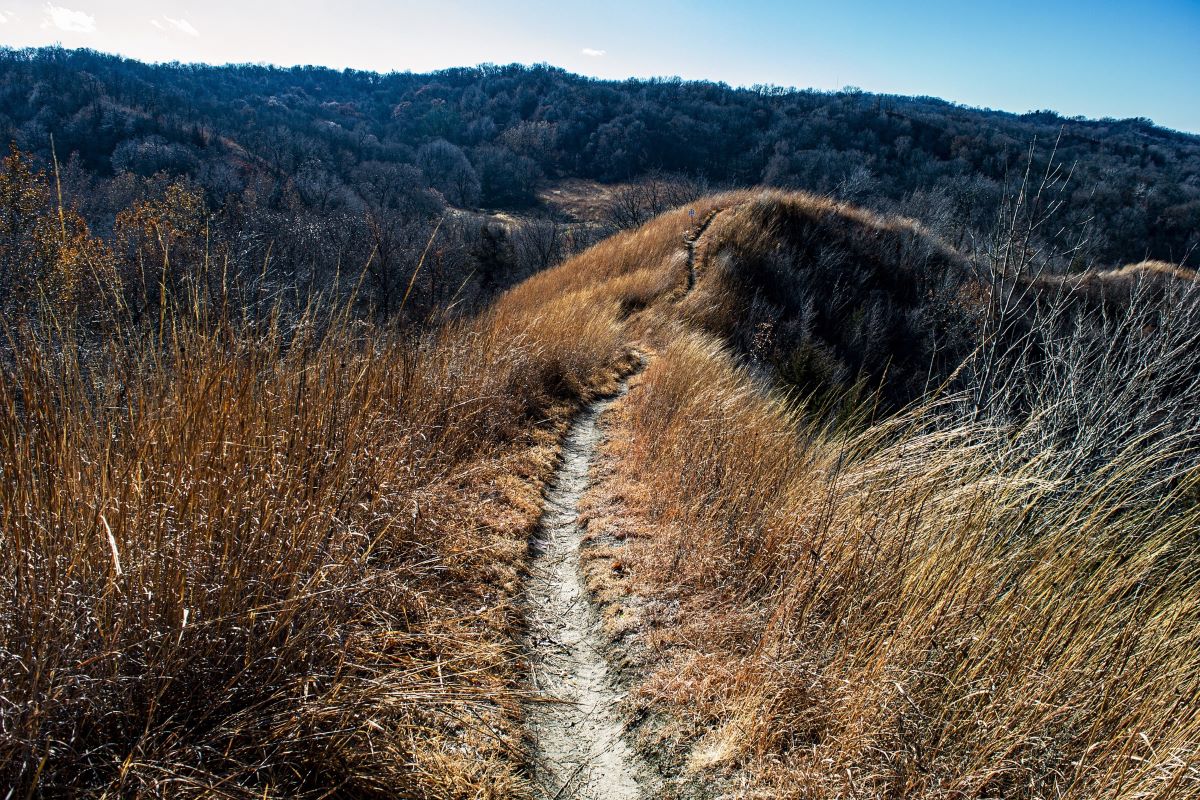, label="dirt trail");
[685,208,722,290]
[524,211,723,799]
[524,368,656,800]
